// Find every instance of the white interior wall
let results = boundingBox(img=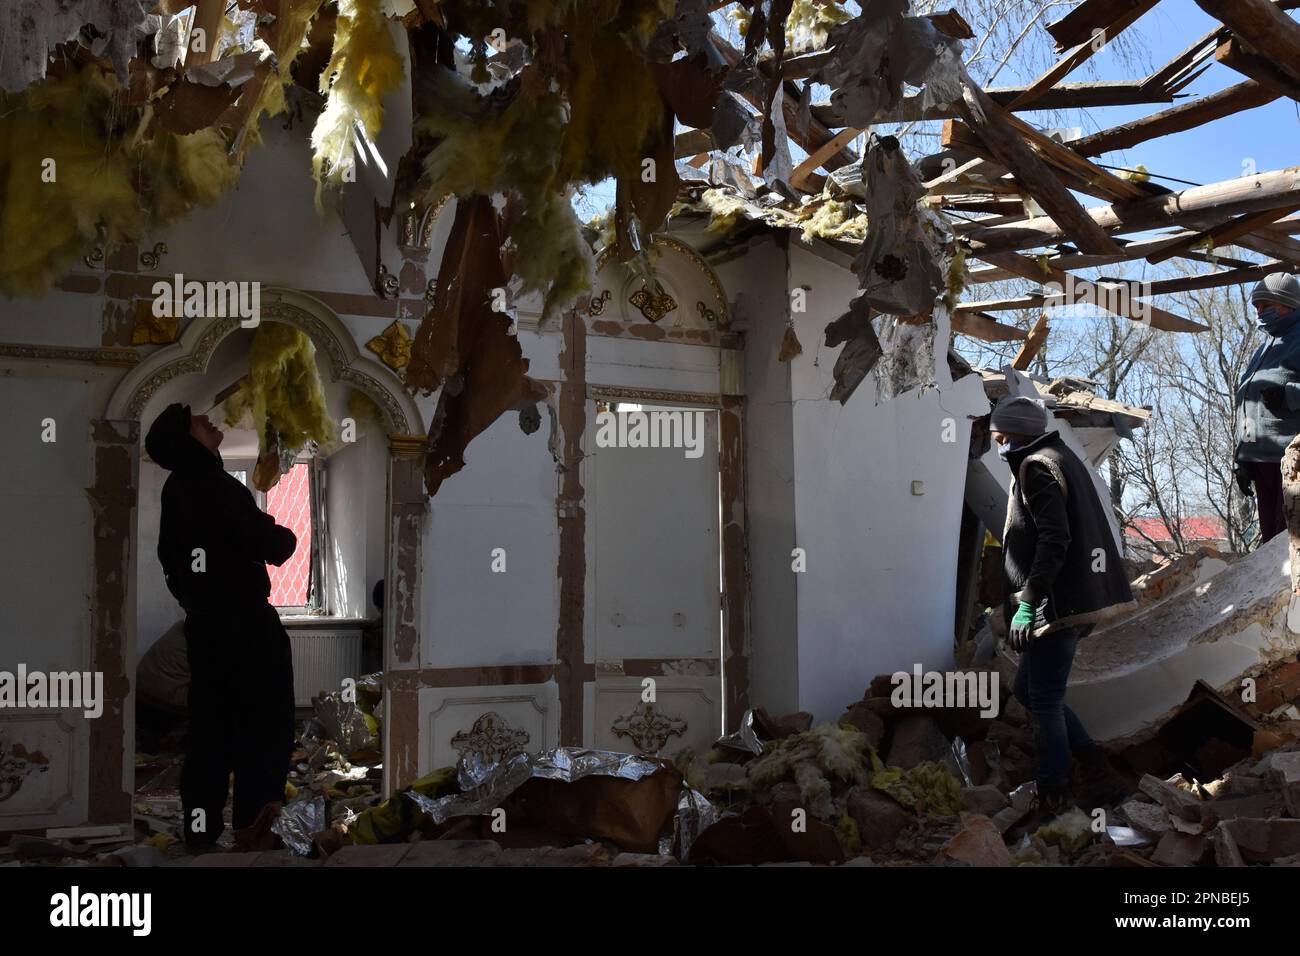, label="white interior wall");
[421,409,561,669]
[784,245,990,722]
[0,369,101,828]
